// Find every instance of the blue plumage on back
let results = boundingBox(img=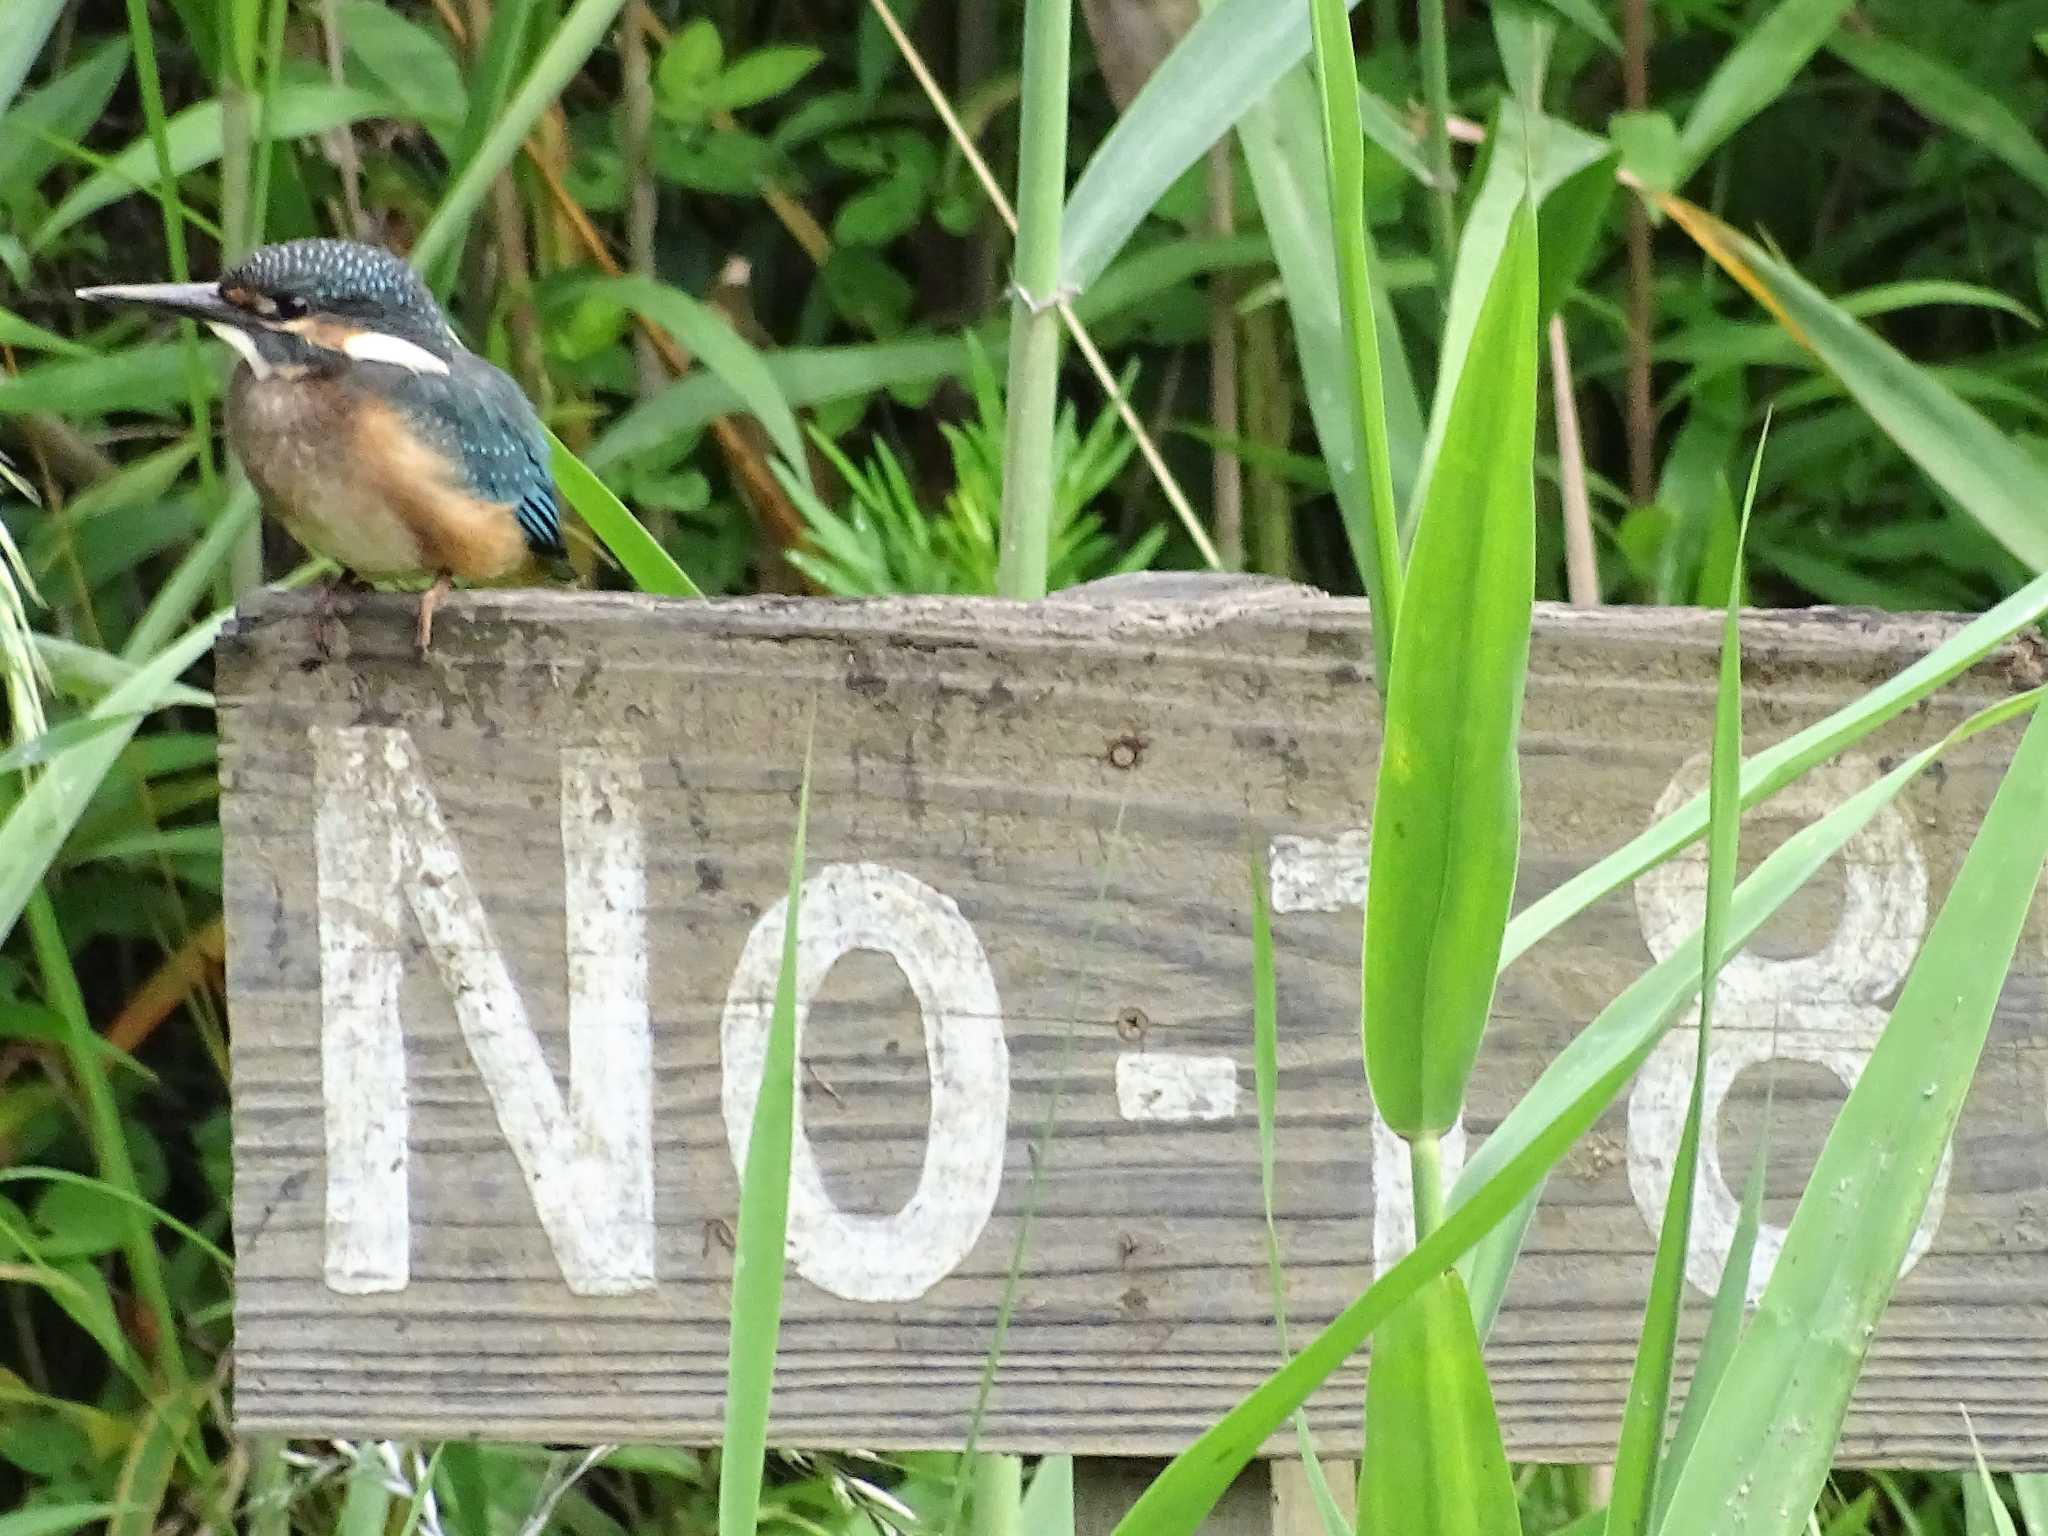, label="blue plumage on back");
[388,356,567,559]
